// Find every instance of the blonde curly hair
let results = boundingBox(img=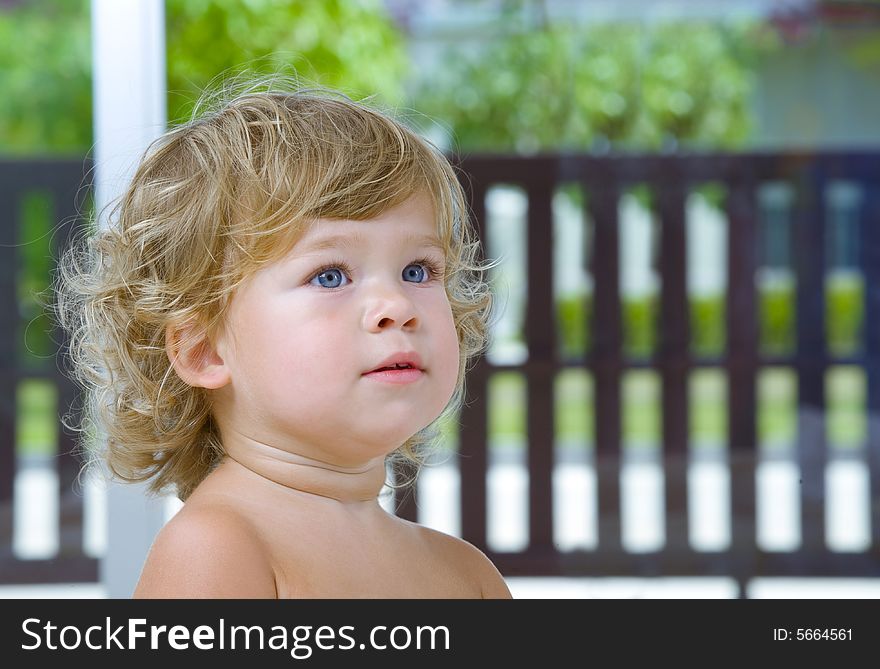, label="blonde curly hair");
[56,80,493,501]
